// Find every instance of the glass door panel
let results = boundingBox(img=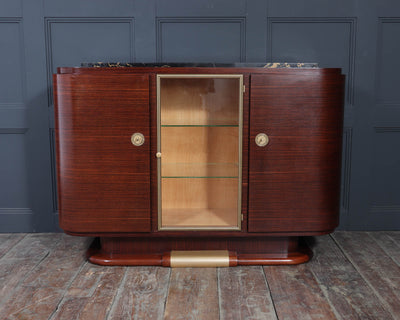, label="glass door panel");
[157,75,243,230]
